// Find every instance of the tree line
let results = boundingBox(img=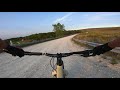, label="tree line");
[6,23,82,44]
